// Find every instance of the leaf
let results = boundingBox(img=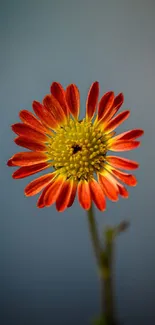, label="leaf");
[116,221,130,234]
